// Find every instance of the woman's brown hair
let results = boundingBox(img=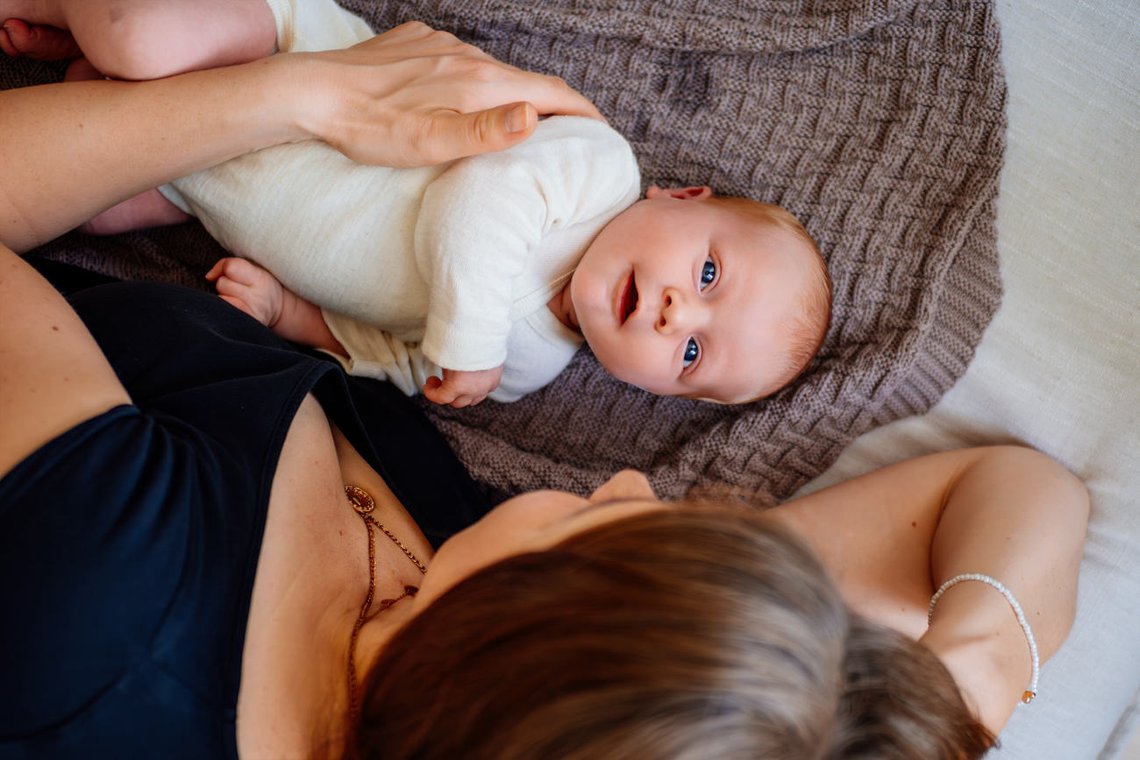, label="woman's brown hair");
[349,506,992,759]
[828,617,995,759]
